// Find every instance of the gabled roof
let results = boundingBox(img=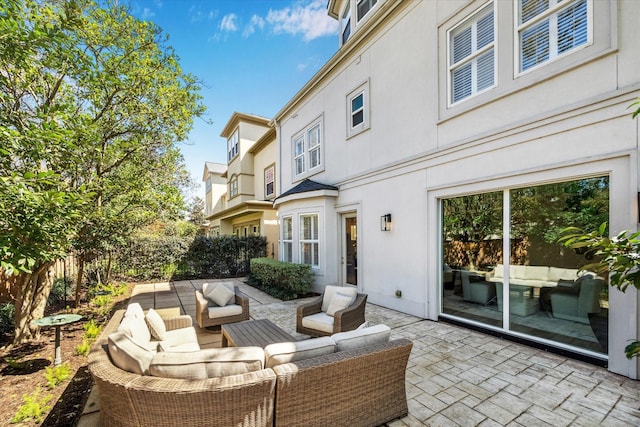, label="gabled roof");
[220,112,271,138]
[202,162,226,181]
[277,179,339,199]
